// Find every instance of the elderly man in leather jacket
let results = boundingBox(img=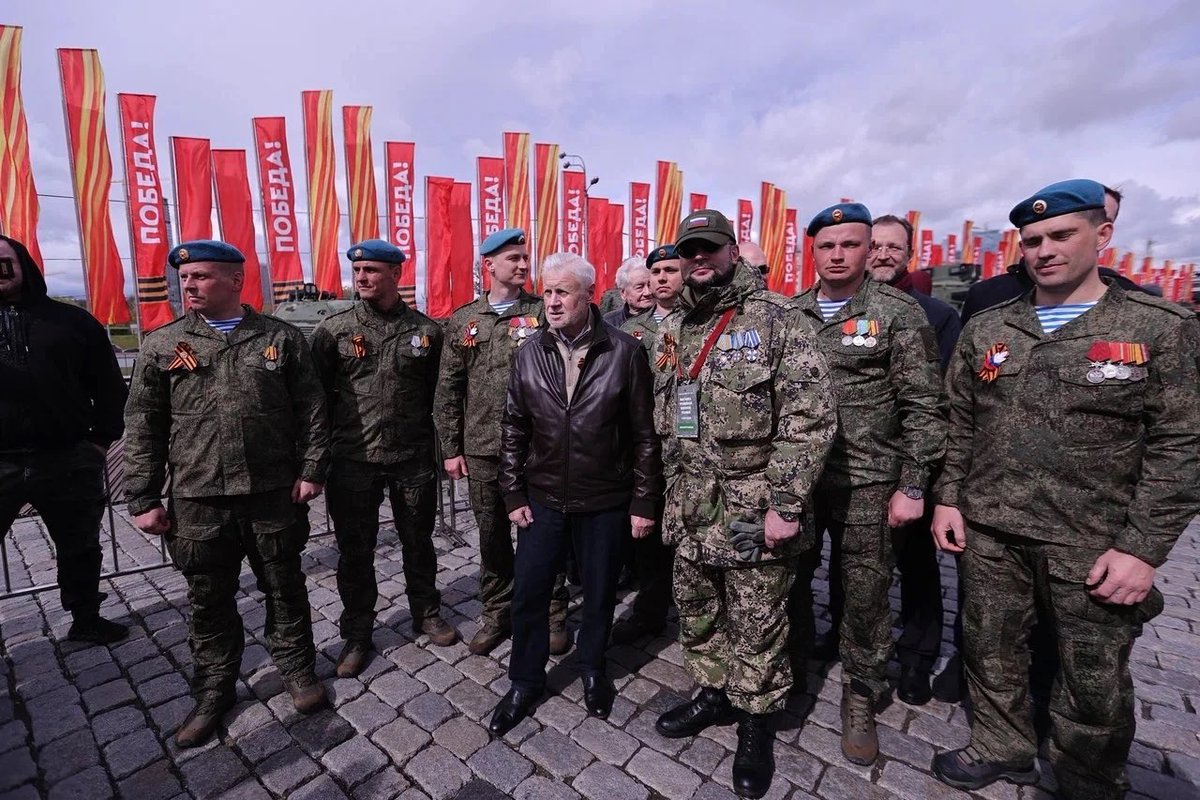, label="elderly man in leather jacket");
[488,252,663,736]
